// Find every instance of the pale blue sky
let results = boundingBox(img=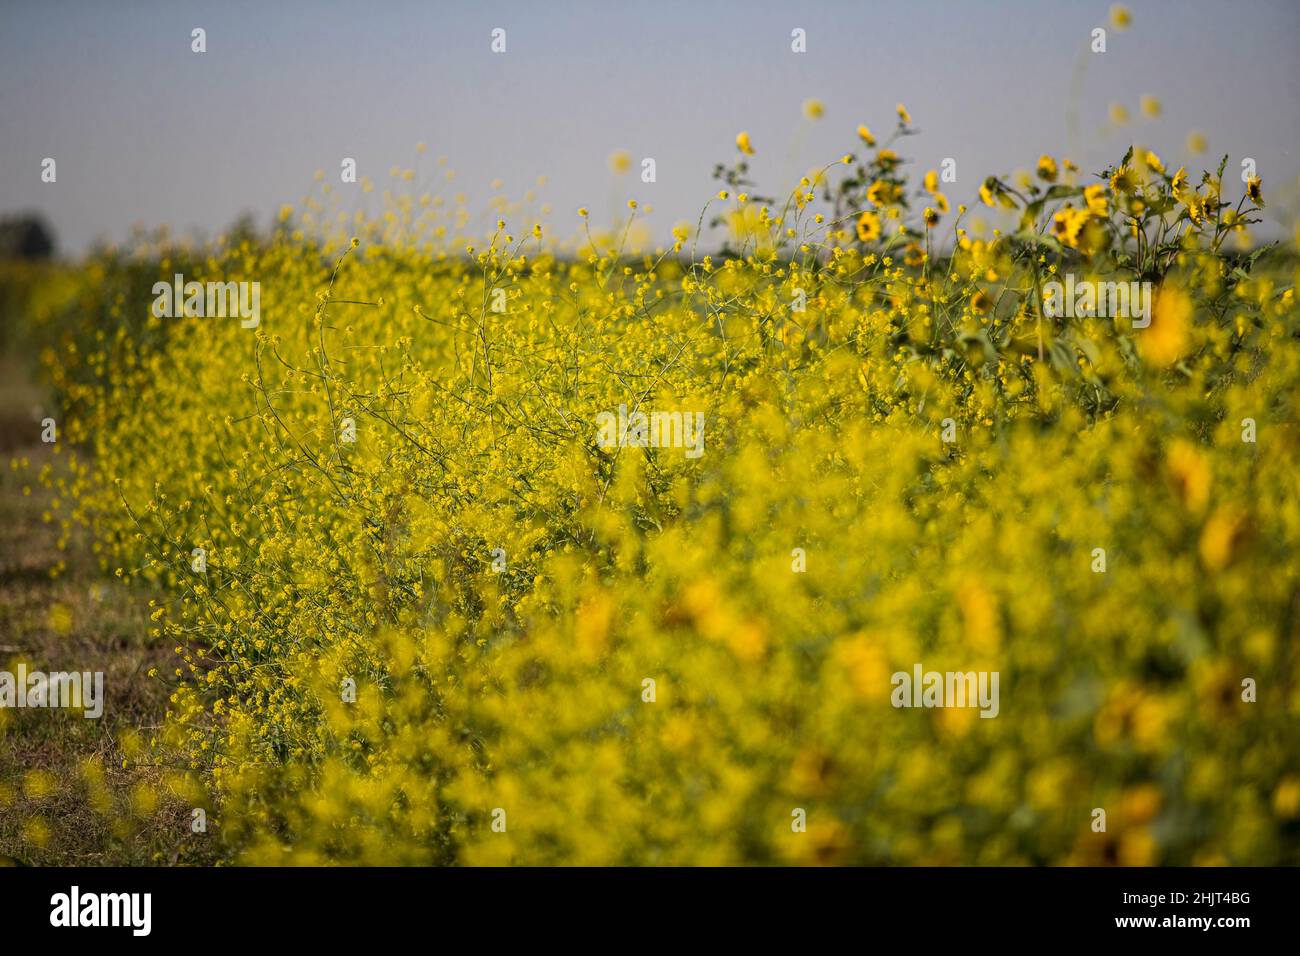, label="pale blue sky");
[2,0,1296,253]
